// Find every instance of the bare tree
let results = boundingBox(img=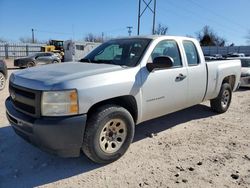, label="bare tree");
[196,25,226,47]
[0,38,7,43]
[85,33,103,42]
[19,37,38,43]
[246,31,250,44]
[154,23,168,35]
